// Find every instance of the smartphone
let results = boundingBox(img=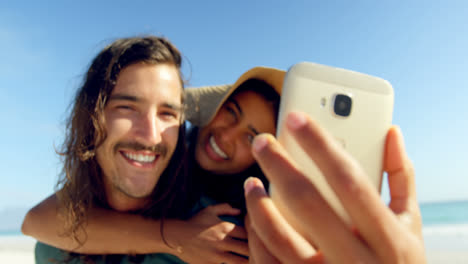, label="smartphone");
[270,62,394,228]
